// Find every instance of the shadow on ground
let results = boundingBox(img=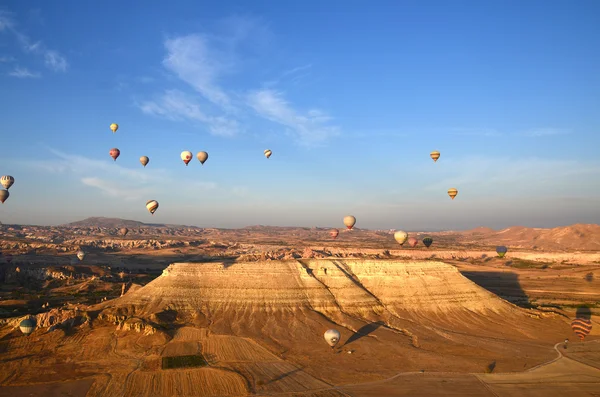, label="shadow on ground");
[460,271,533,308]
